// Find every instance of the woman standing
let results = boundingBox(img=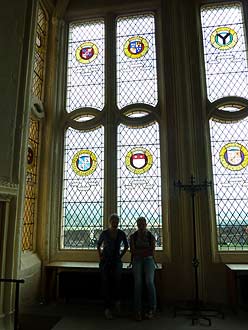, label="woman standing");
[97,214,128,319]
[130,217,157,321]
